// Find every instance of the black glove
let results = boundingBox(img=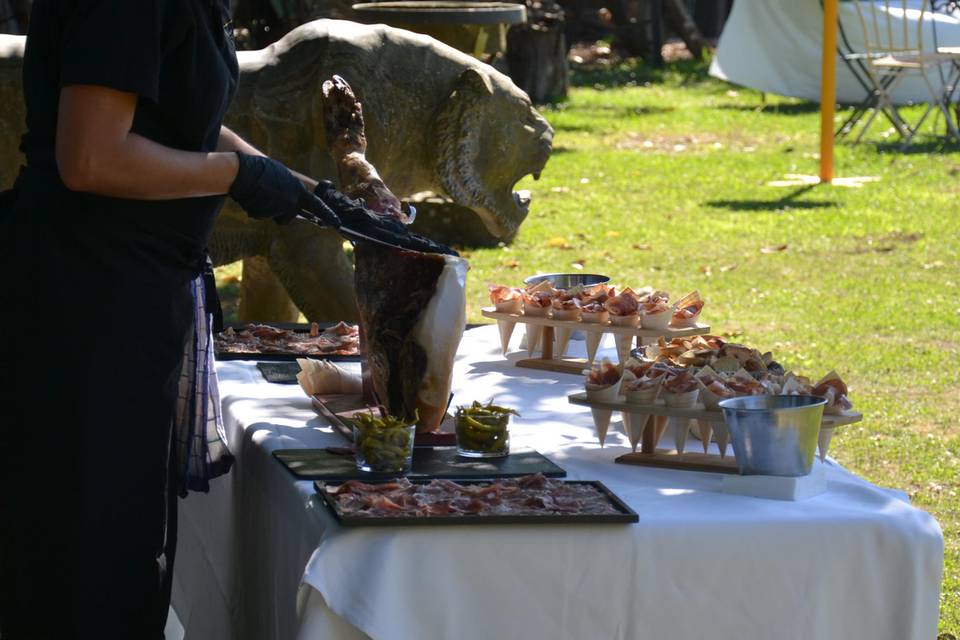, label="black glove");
[313,181,458,256]
[229,153,333,226]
